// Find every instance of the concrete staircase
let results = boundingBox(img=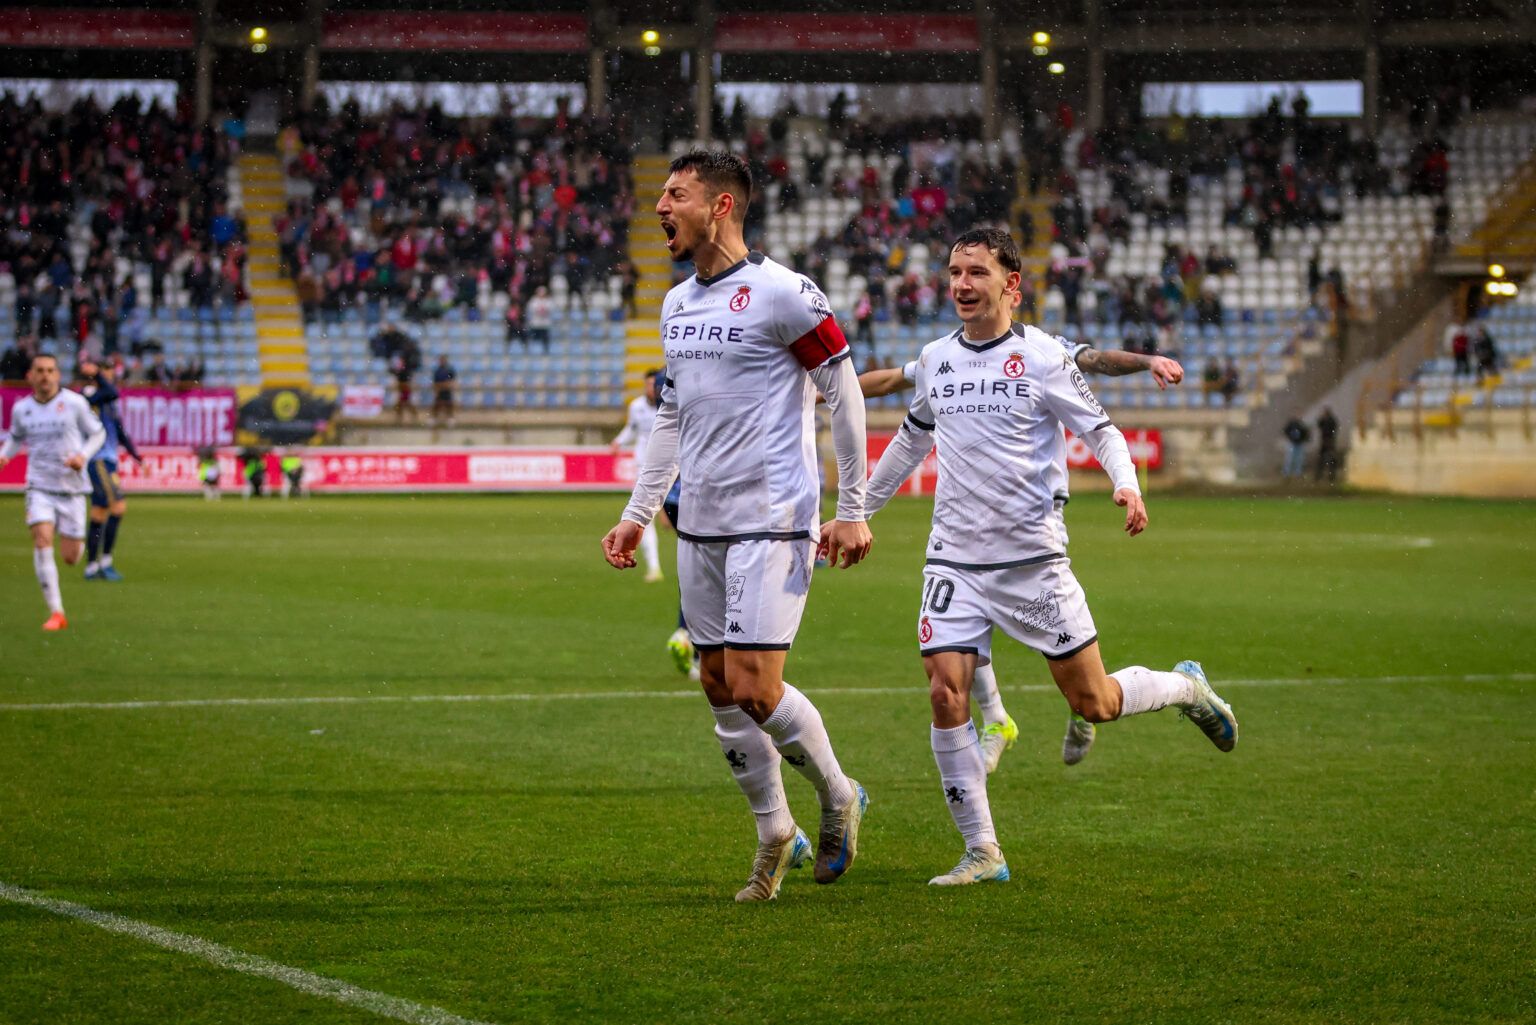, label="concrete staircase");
[237,152,310,390]
[1448,156,1536,274]
[623,154,673,393]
